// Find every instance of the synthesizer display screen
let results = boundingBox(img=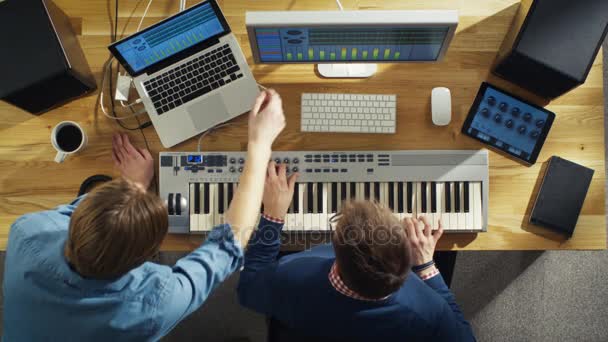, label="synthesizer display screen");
[114,2,225,73]
[254,27,449,63]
